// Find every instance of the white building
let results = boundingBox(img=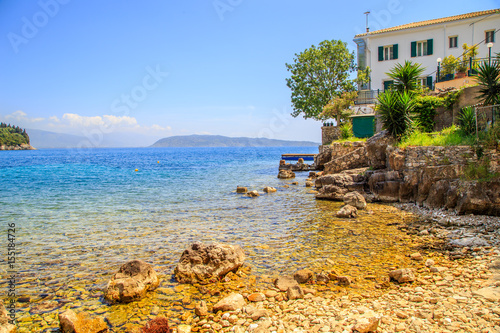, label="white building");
[353,9,500,92]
